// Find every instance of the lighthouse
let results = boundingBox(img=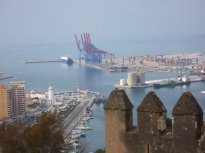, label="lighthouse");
[48,85,55,104]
